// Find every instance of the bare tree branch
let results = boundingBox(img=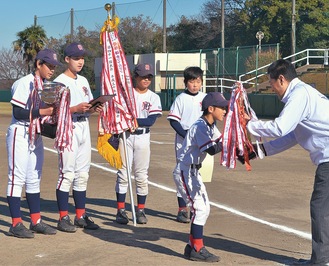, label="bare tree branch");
[0,48,27,89]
